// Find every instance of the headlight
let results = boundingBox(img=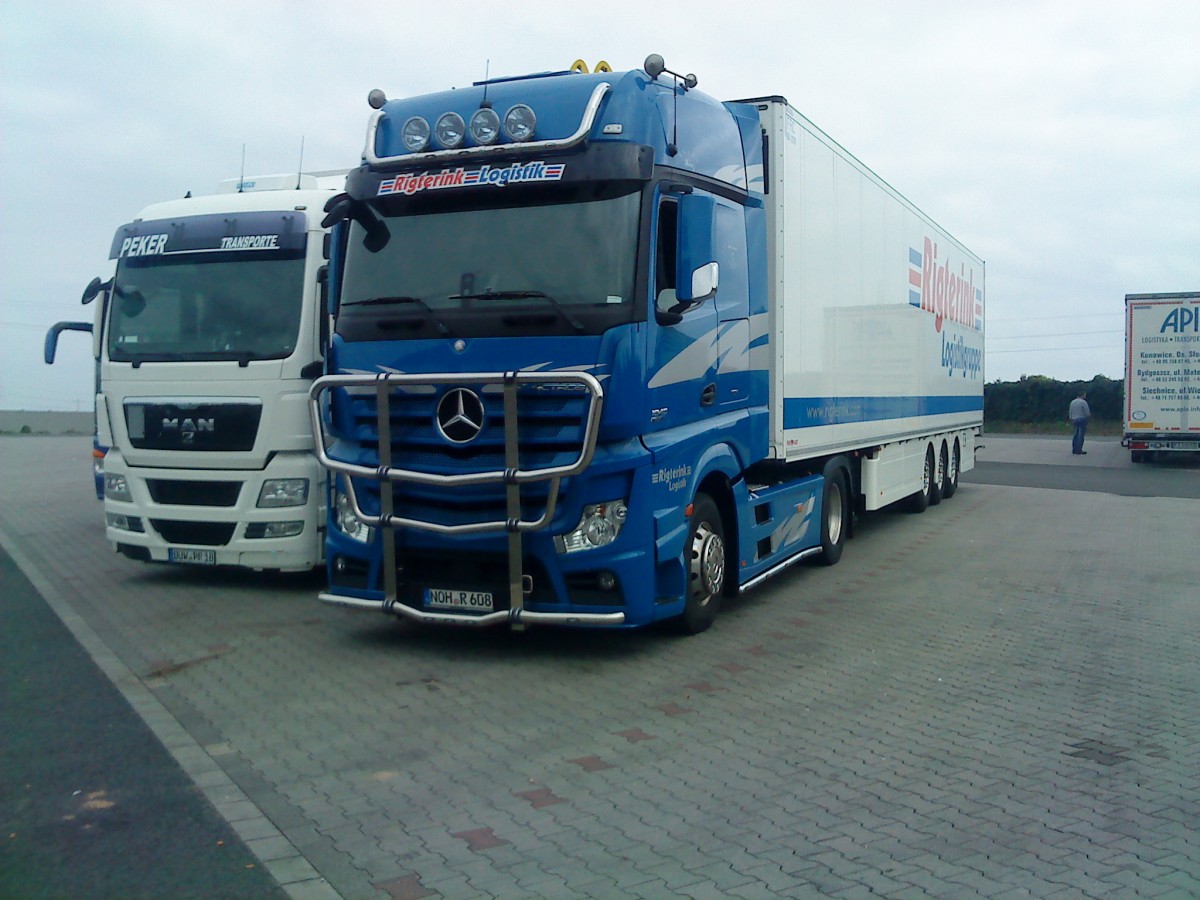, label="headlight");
[556,500,628,554]
[504,104,536,142]
[469,107,501,145]
[257,478,309,508]
[401,116,430,152]
[334,490,372,543]
[104,473,130,501]
[435,112,465,149]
